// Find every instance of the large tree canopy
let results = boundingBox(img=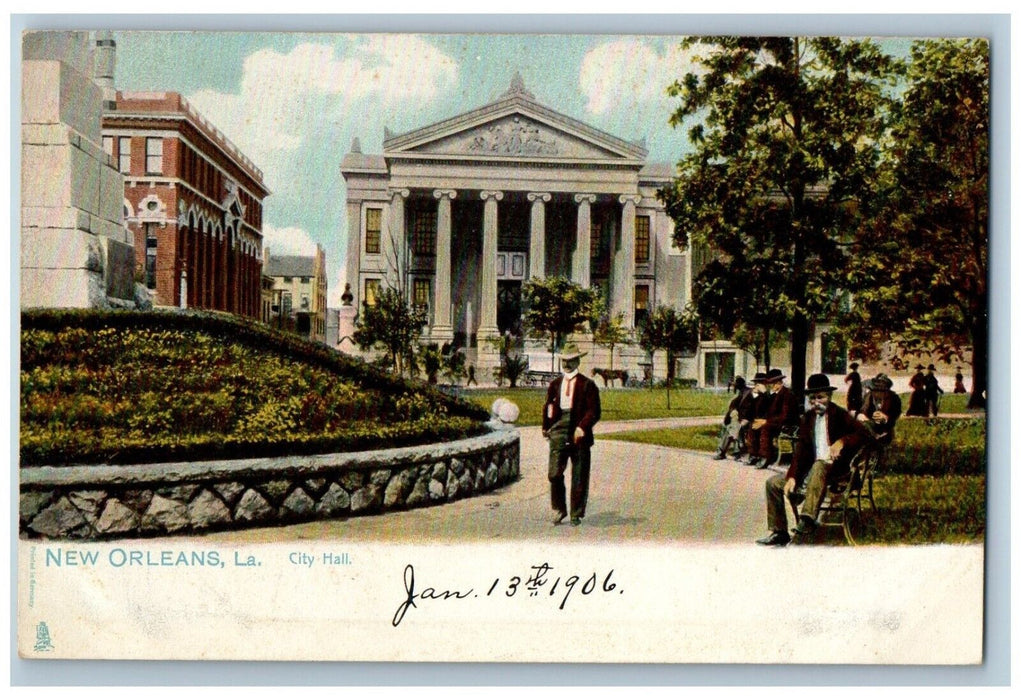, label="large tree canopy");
[839,38,989,408]
[661,36,902,399]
